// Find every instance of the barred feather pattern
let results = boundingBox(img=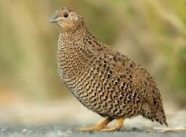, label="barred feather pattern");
[57,18,167,126]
